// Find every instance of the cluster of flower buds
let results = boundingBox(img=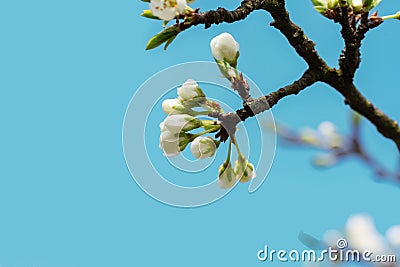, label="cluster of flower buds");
[159,32,256,189]
[311,0,382,16]
[217,141,256,189]
[159,79,221,158]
